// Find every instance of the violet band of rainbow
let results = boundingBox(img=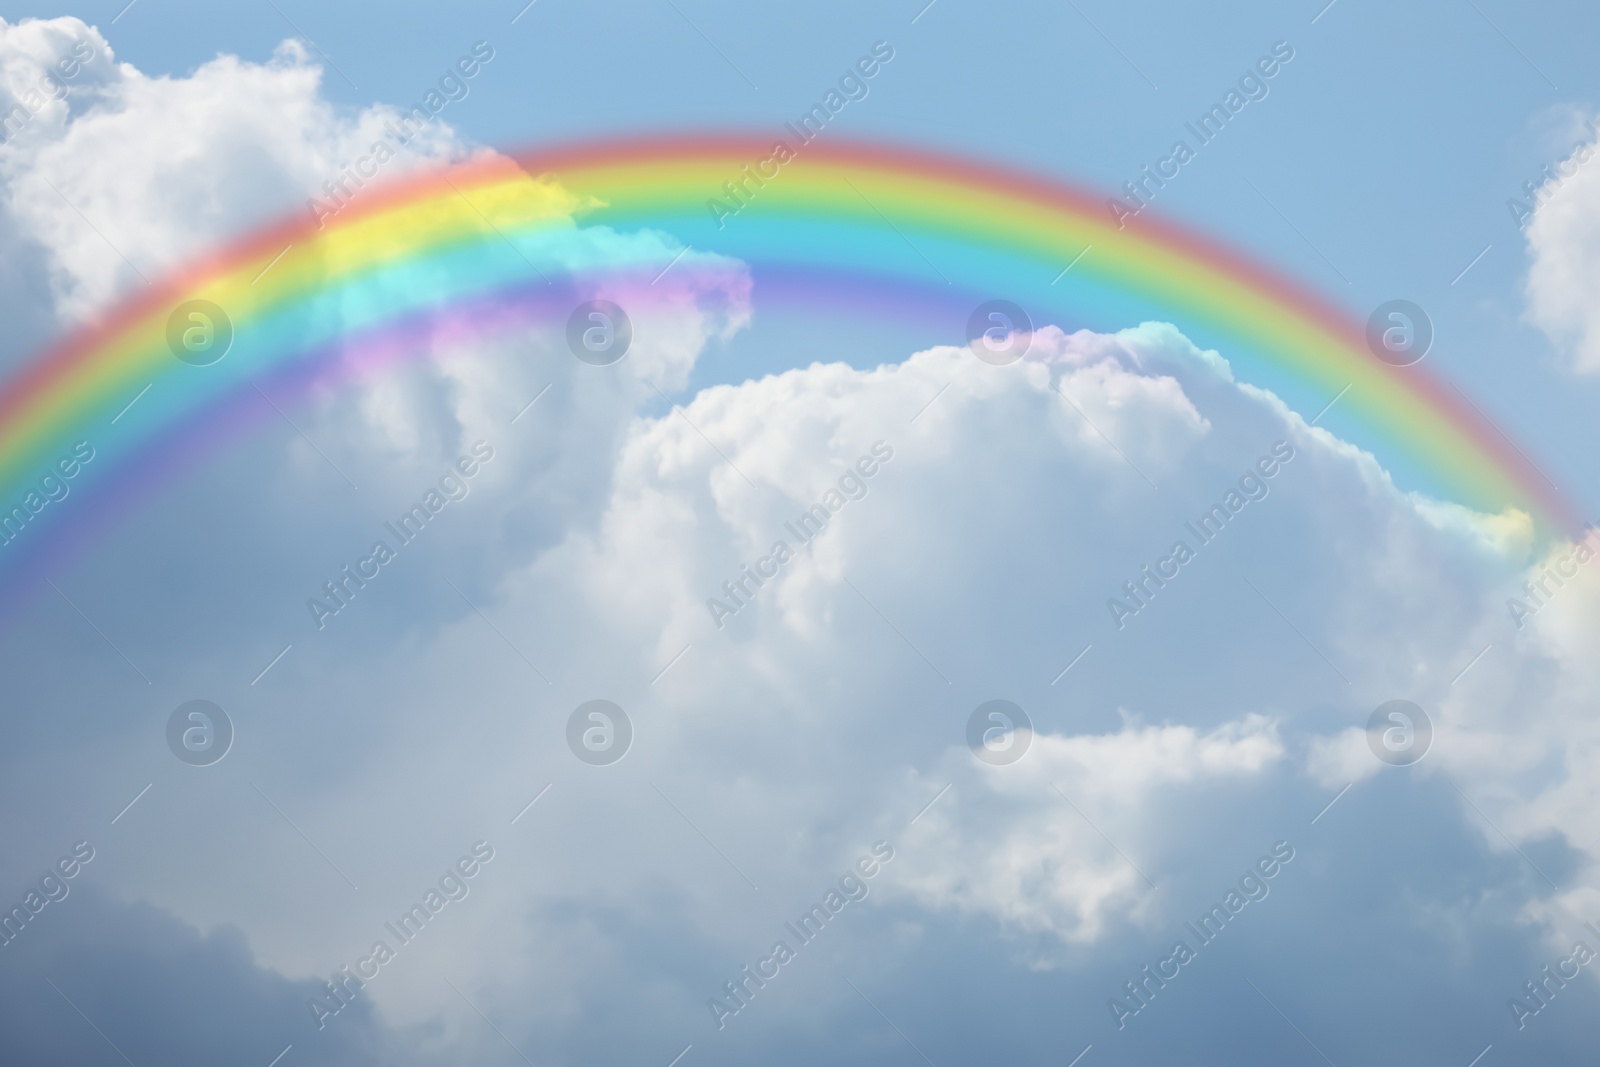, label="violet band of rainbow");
[0,136,1579,602]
